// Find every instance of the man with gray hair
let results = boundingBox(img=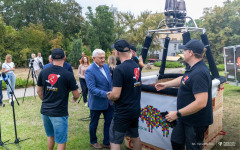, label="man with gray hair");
[85,49,113,149]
